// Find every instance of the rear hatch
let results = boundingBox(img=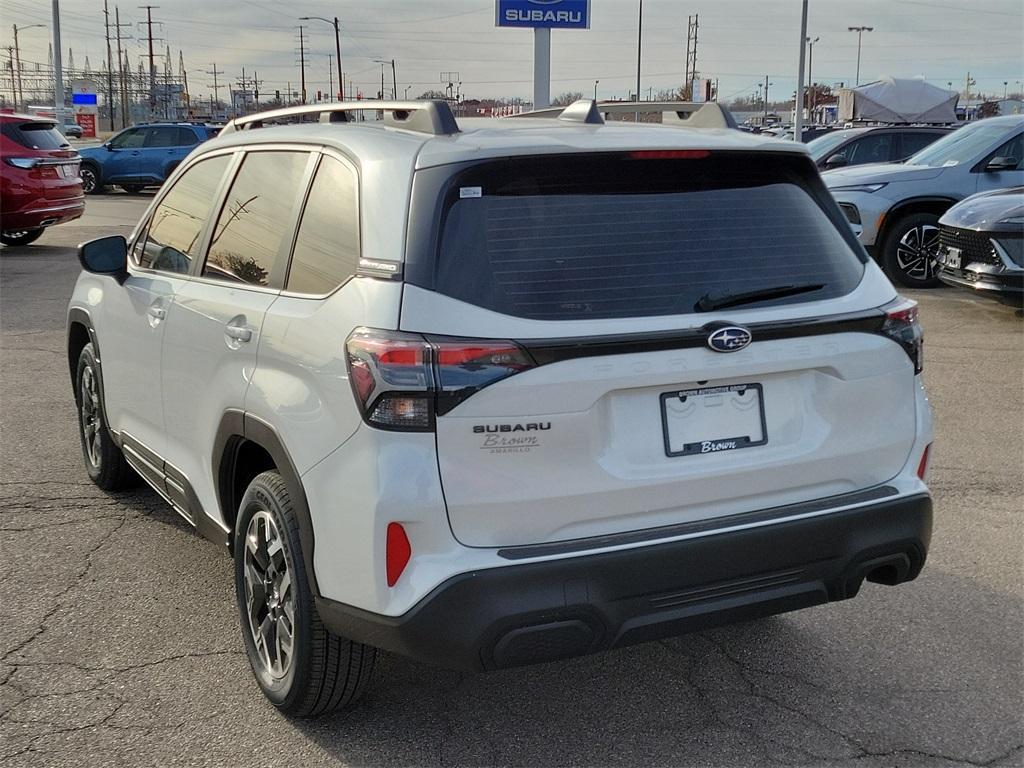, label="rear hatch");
[0,119,81,200]
[394,150,917,548]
